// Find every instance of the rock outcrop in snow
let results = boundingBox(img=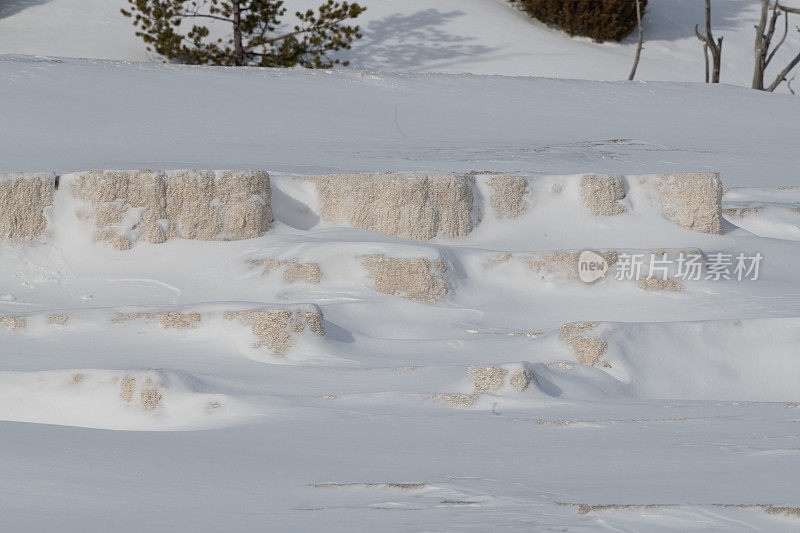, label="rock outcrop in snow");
[1,305,325,359]
[486,175,528,218]
[655,172,724,234]
[519,250,619,281]
[580,174,627,216]
[223,307,325,357]
[308,173,475,241]
[63,169,272,249]
[363,254,451,303]
[248,258,322,284]
[0,368,243,430]
[559,322,608,367]
[438,363,536,408]
[578,172,723,234]
[0,172,55,243]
